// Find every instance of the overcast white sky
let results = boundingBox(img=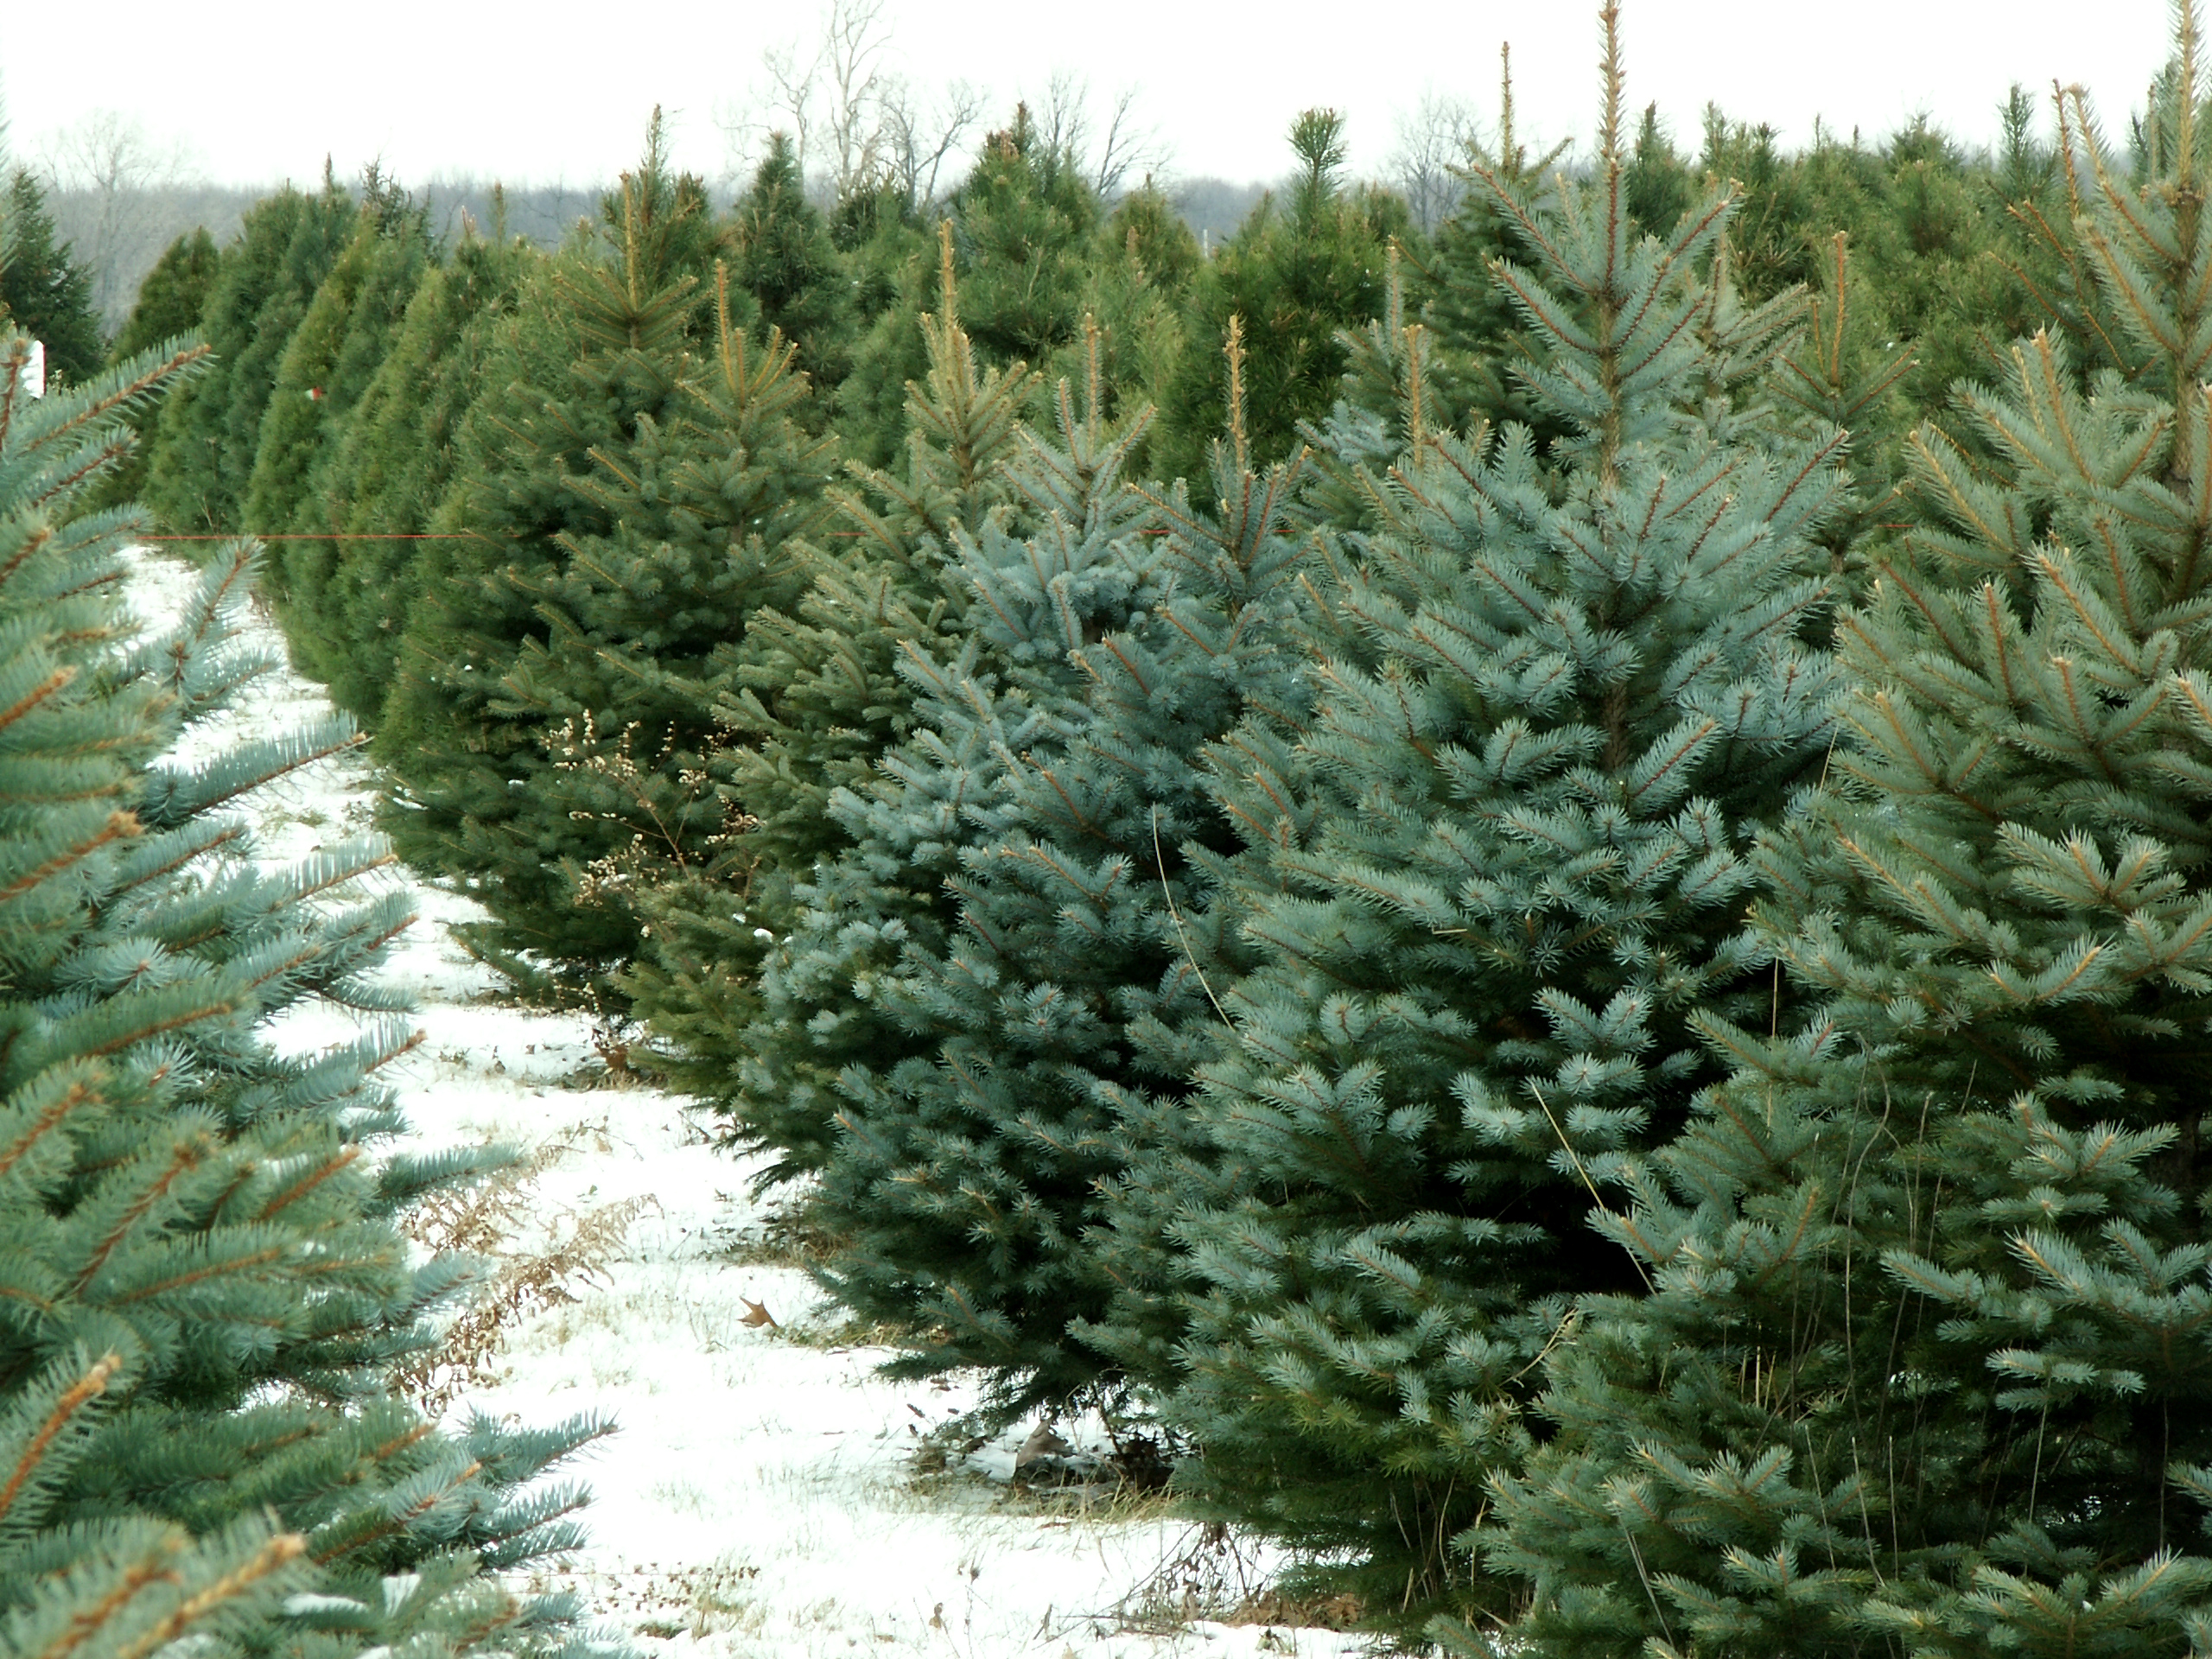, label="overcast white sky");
[1,0,2184,192]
